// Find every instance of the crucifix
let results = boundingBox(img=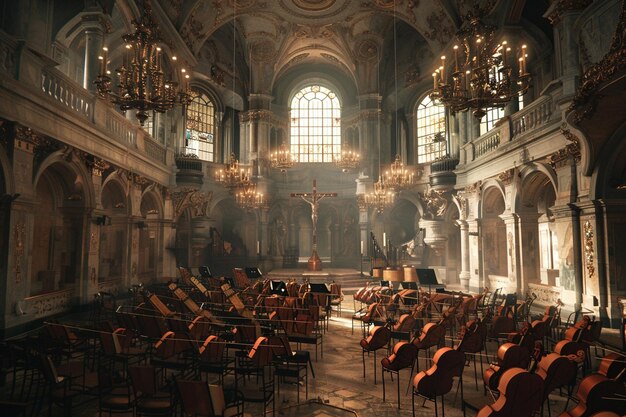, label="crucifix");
[291,179,337,271]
